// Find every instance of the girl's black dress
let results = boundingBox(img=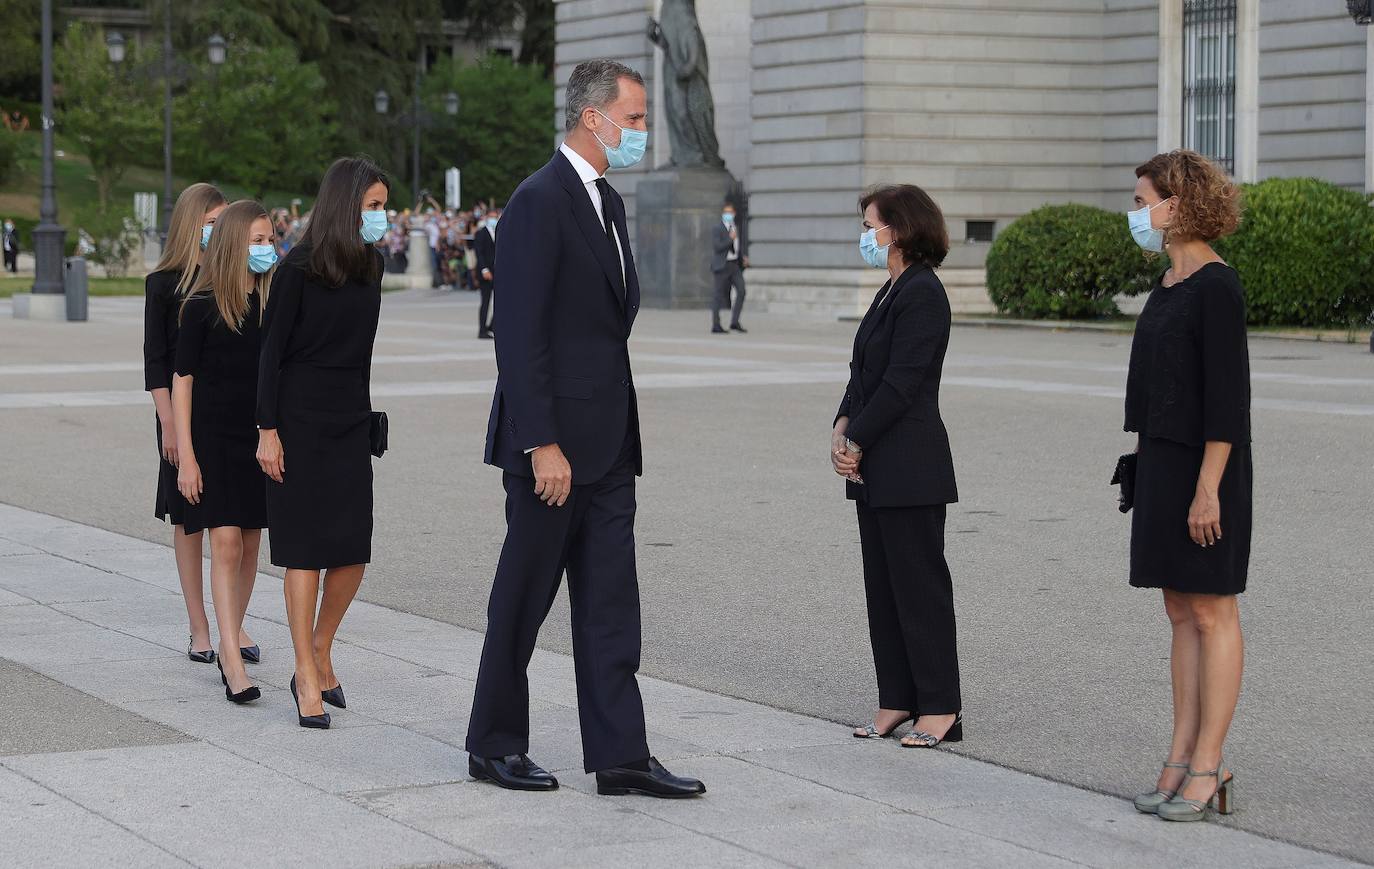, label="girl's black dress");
[257,246,381,569]
[173,291,268,534]
[1124,262,1252,595]
[144,268,192,524]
